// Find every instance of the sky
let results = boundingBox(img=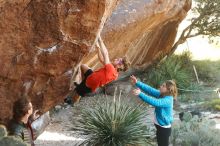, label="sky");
[174,2,220,61]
